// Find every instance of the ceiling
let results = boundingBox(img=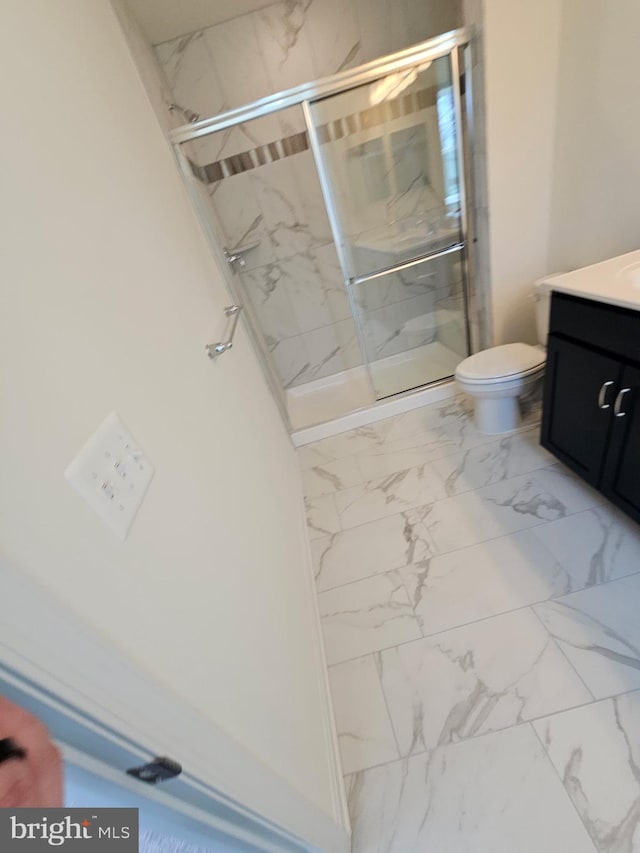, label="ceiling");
[123,0,274,44]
